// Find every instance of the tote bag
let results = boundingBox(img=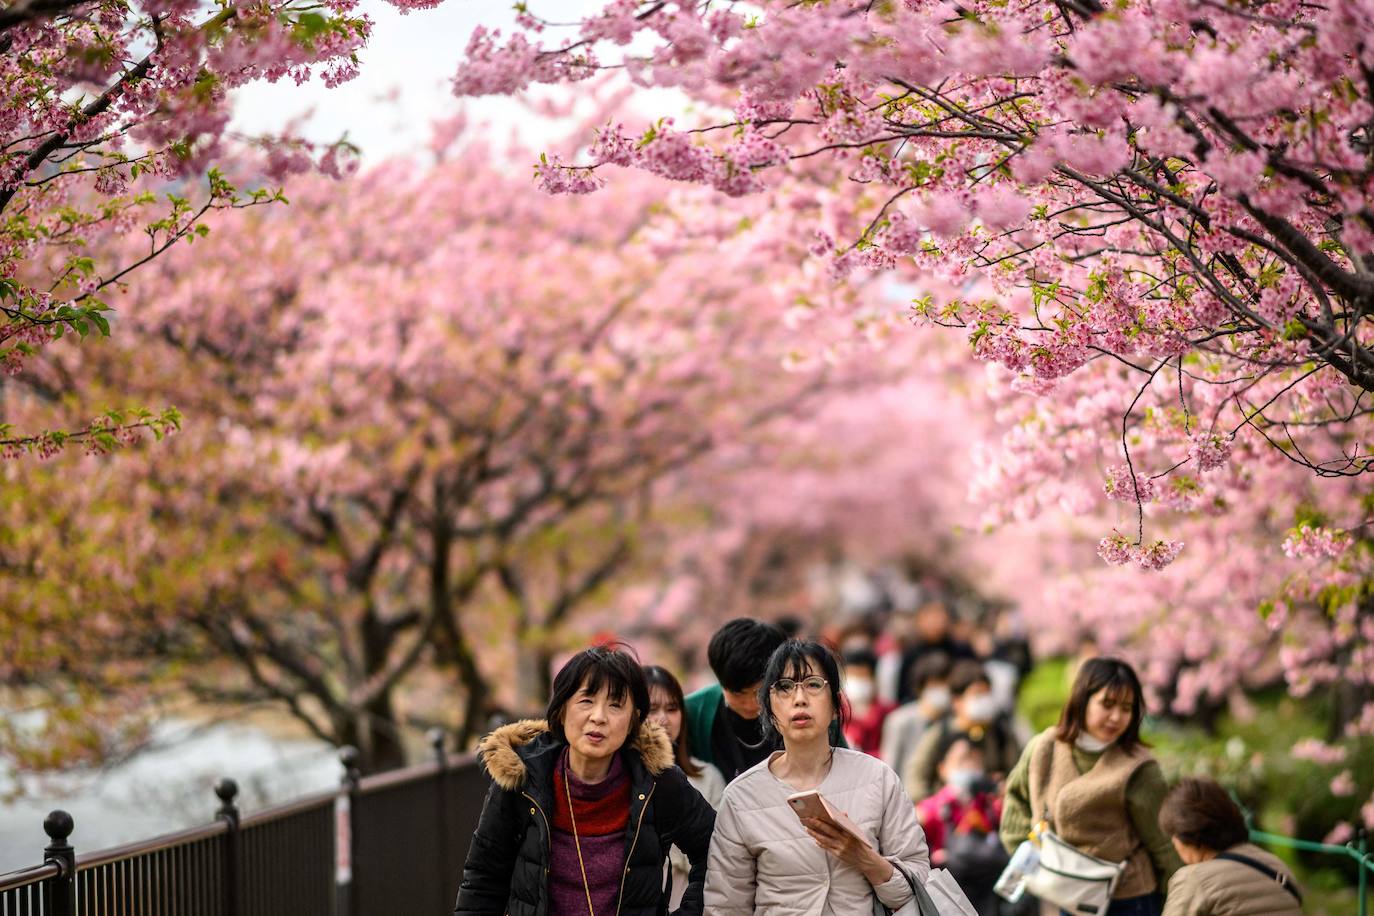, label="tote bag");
[875,864,979,916]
